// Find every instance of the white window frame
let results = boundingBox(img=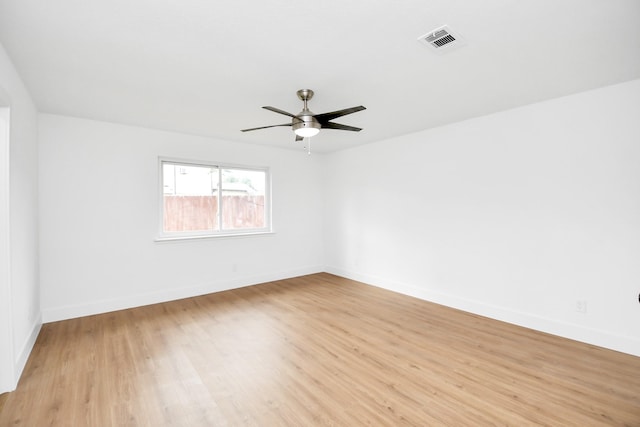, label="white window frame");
[157,157,272,241]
